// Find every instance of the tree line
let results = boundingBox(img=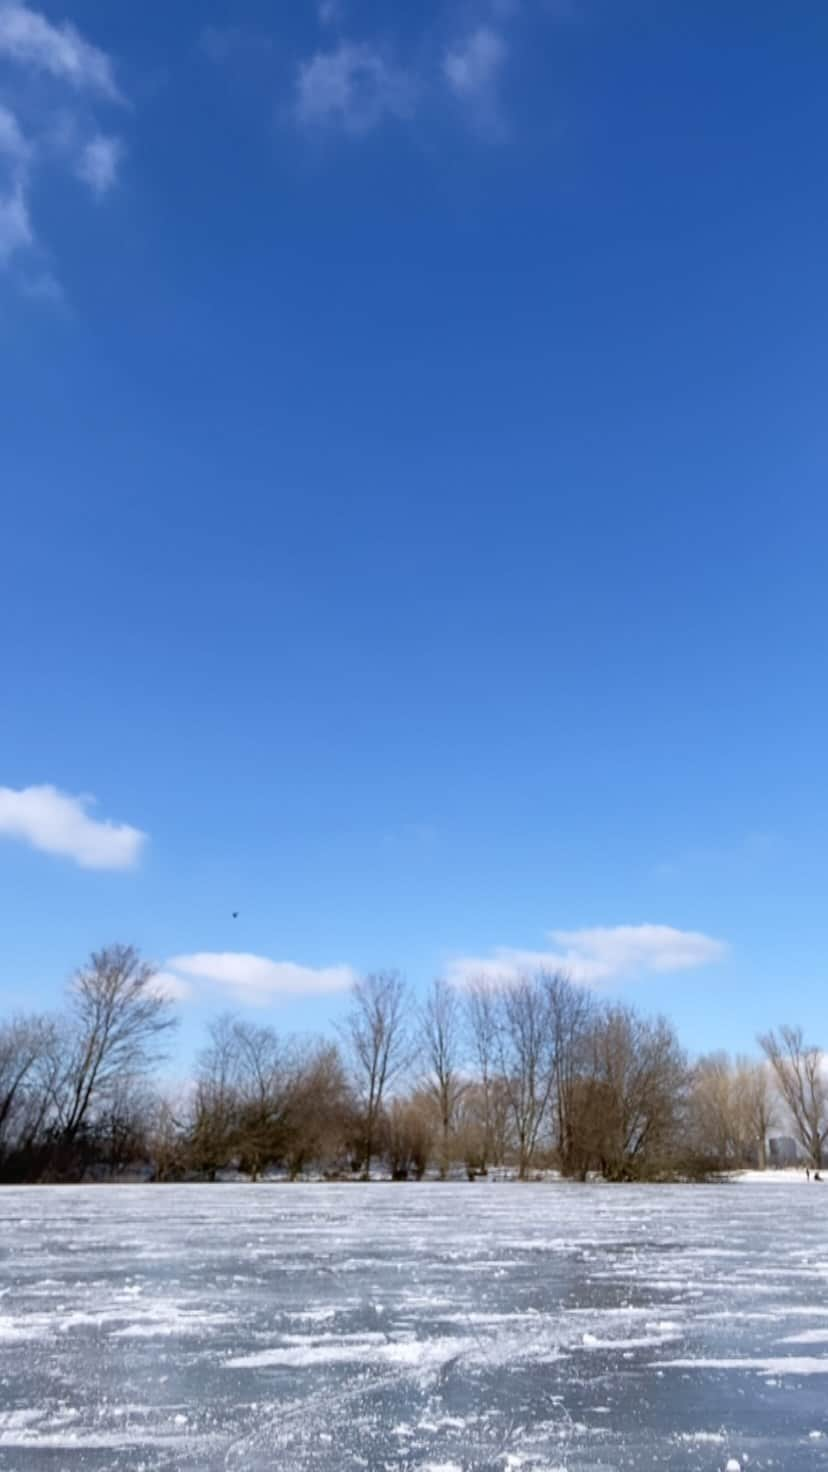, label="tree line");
[0,944,825,1184]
